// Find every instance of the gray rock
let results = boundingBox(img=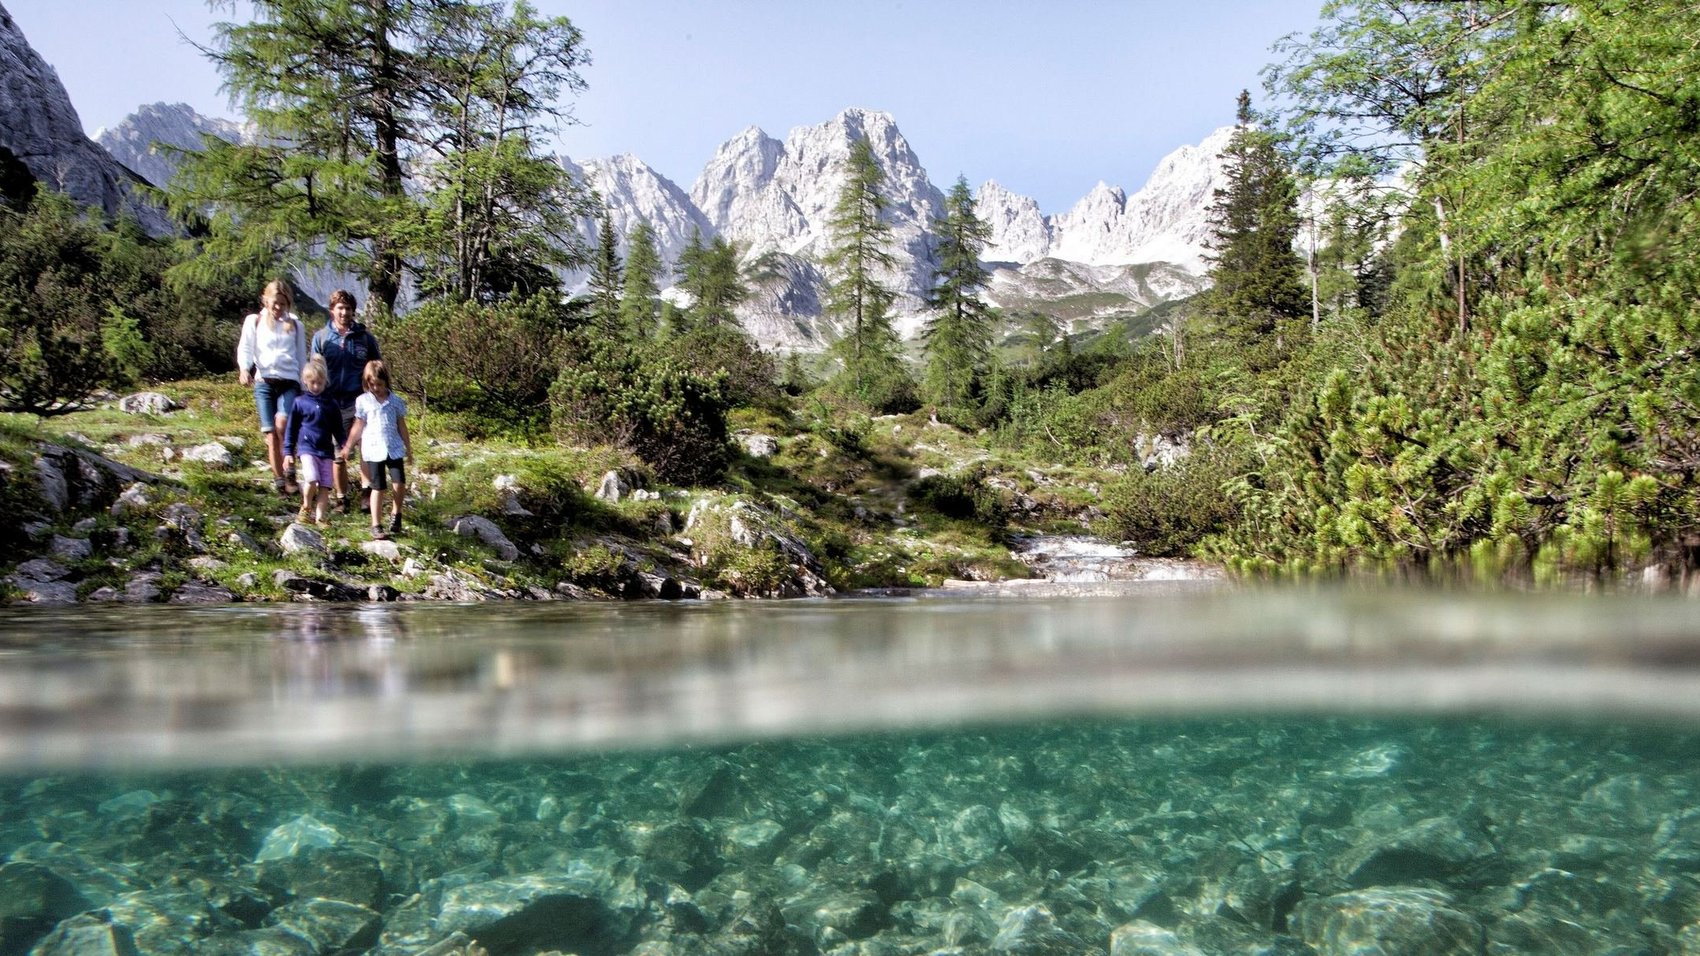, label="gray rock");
[187,556,228,573]
[254,814,341,862]
[24,911,139,956]
[360,539,402,562]
[33,444,155,516]
[448,515,519,561]
[198,926,315,955]
[123,572,163,604]
[596,469,632,502]
[48,535,92,562]
[117,392,180,415]
[782,888,886,947]
[1292,887,1484,956]
[13,558,68,582]
[948,805,1006,863]
[181,443,235,469]
[635,570,684,599]
[7,578,77,604]
[125,433,170,448]
[102,888,239,956]
[1341,815,1495,888]
[0,862,93,955]
[227,530,266,556]
[1110,921,1205,956]
[493,473,535,515]
[235,573,259,589]
[110,483,151,517]
[169,580,236,604]
[433,873,639,954]
[989,905,1088,956]
[265,899,380,954]
[87,586,121,602]
[71,517,98,533]
[255,848,382,909]
[741,433,781,458]
[277,523,328,558]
